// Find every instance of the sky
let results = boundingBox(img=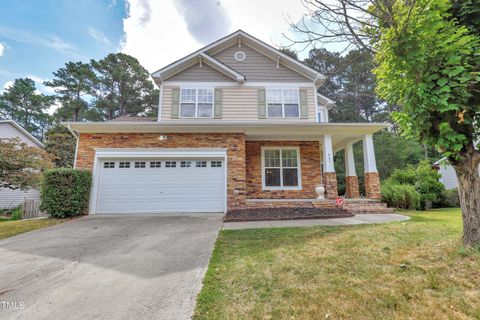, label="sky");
[0,0,345,96]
